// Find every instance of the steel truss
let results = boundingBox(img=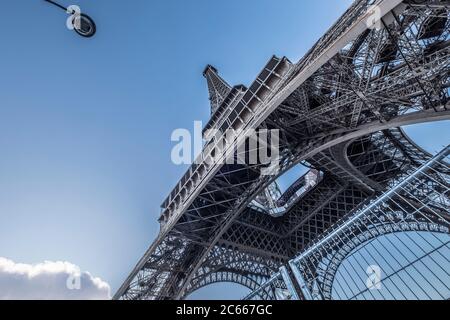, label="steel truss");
[247,146,449,300]
[115,0,450,300]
